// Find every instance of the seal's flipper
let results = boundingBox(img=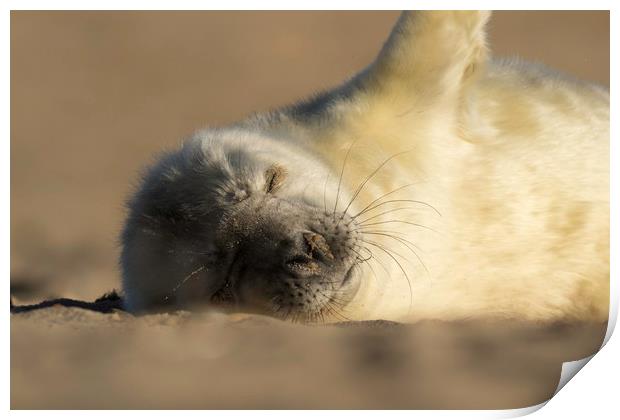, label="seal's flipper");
[368,11,490,105]
[266,11,491,139]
